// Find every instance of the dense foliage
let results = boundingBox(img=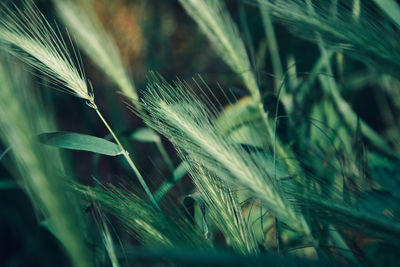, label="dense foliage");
[1,0,400,266]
